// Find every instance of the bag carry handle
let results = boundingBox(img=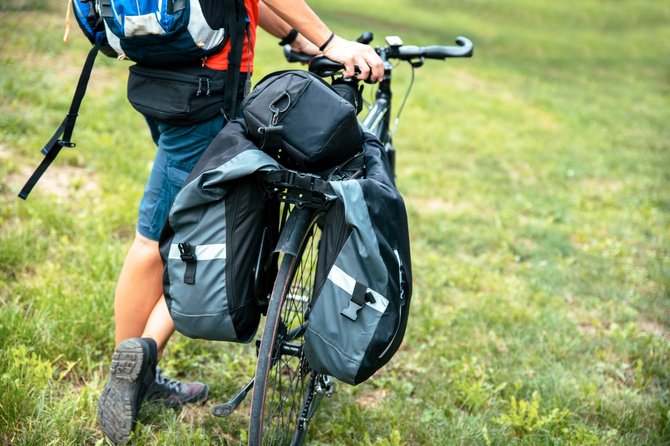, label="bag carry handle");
[18,44,100,200]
